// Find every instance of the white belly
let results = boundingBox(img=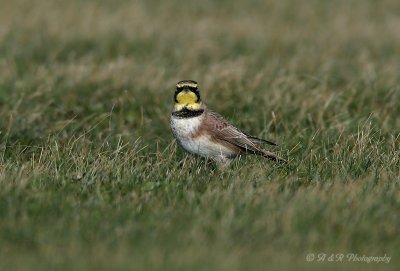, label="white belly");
[170,115,236,159]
